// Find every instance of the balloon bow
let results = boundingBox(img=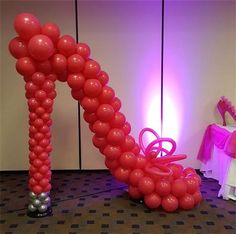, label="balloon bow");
[139,128,187,177]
